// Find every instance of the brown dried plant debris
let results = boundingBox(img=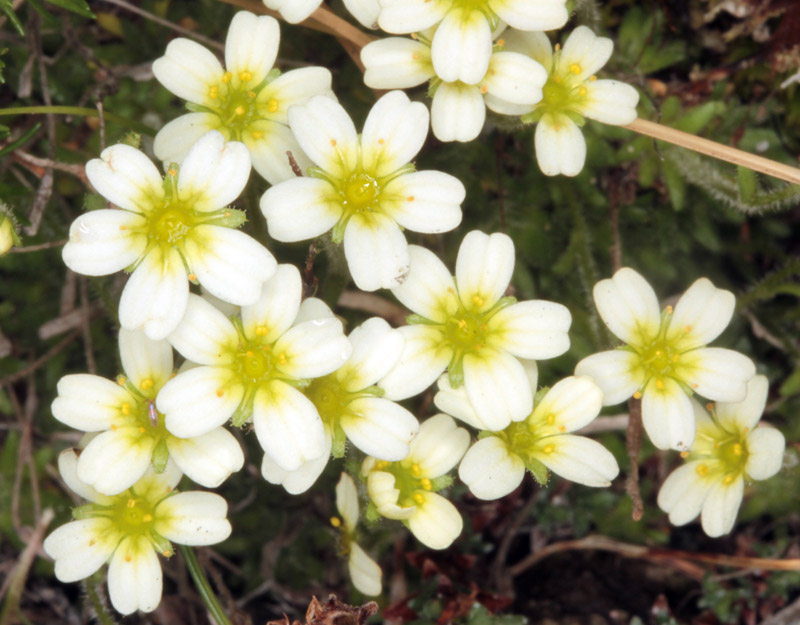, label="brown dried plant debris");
[267,595,378,625]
